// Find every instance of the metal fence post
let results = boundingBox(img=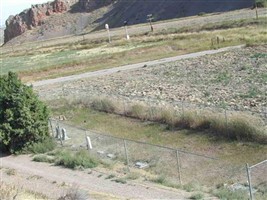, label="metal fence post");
[176,150,182,185]
[224,109,229,138]
[123,140,130,172]
[246,163,253,200]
